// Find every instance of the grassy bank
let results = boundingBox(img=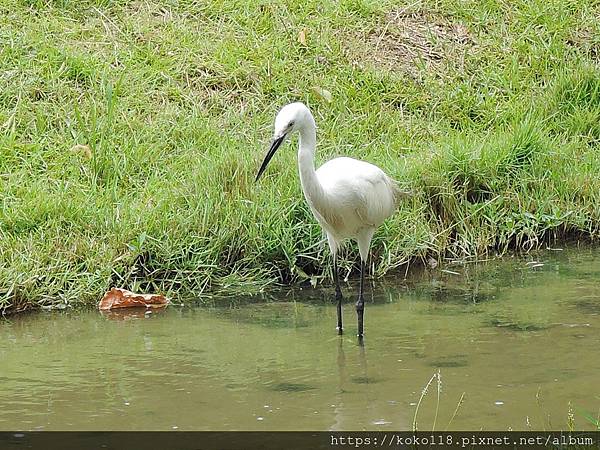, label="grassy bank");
[1,0,600,313]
